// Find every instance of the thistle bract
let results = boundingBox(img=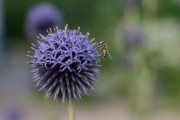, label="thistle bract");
[28,25,100,103]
